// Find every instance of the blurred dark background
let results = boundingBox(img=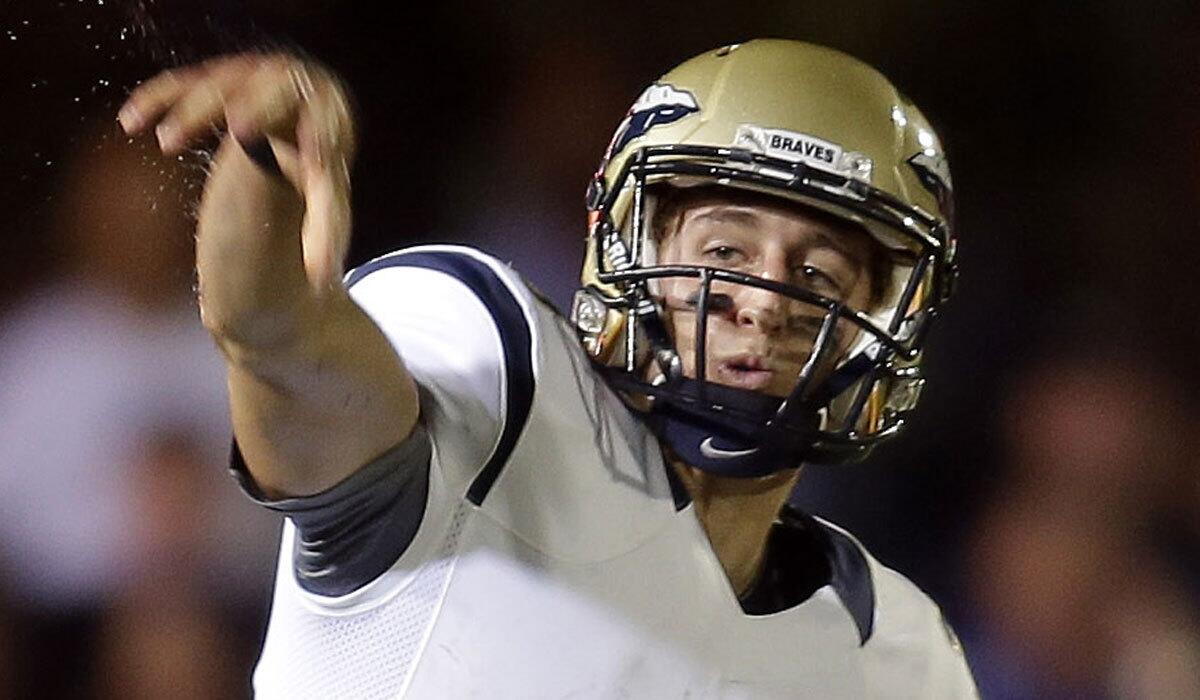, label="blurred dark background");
[1,1,1198,698]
